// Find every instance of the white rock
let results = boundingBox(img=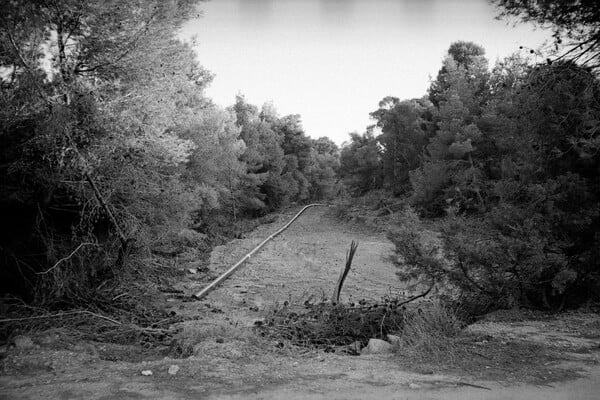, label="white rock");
[361,338,394,355]
[187,268,197,274]
[168,365,180,375]
[141,370,153,376]
[386,334,401,346]
[409,383,421,389]
[13,335,34,349]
